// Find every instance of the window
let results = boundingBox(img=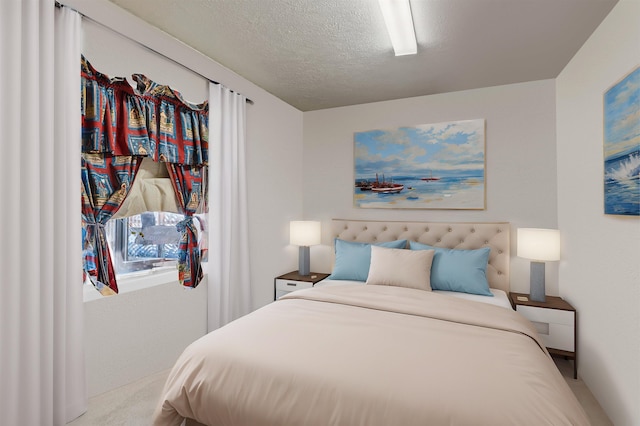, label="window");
[105,212,184,275]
